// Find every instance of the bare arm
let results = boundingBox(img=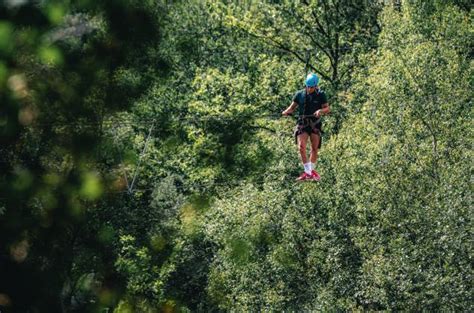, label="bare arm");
[315,103,330,118]
[282,101,298,116]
